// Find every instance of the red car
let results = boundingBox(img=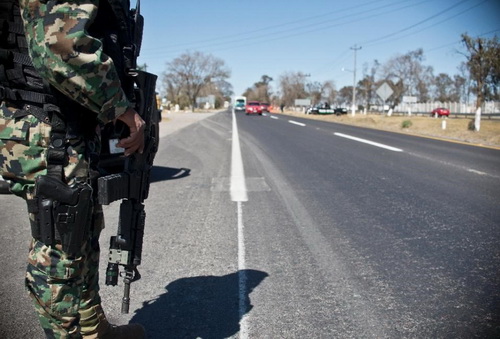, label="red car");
[259,102,270,113]
[431,107,450,117]
[245,101,262,115]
